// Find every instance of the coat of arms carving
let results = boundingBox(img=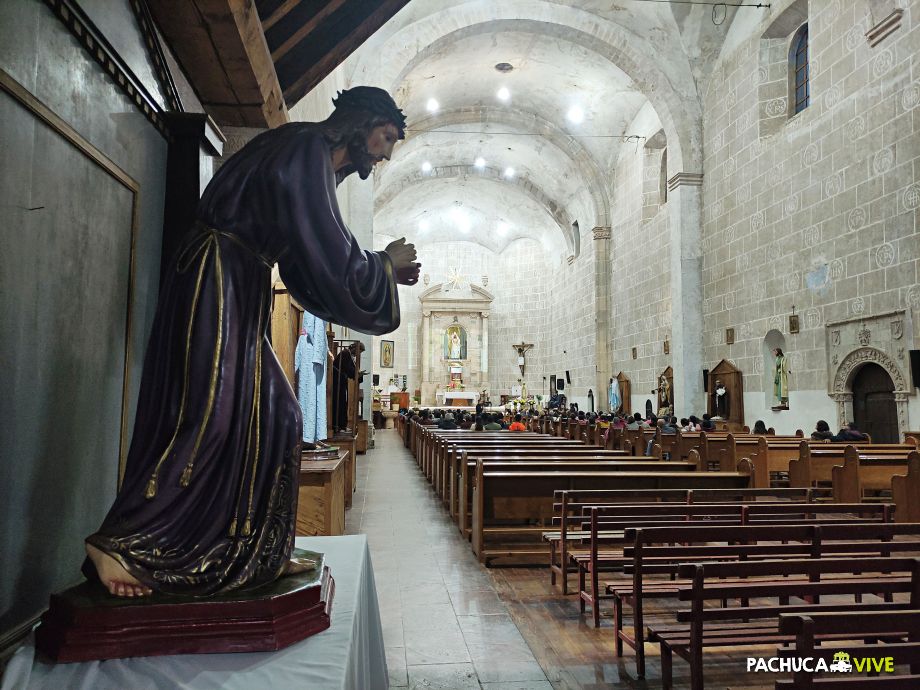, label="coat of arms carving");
[891,319,903,340]
[831,330,840,347]
[857,325,871,346]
